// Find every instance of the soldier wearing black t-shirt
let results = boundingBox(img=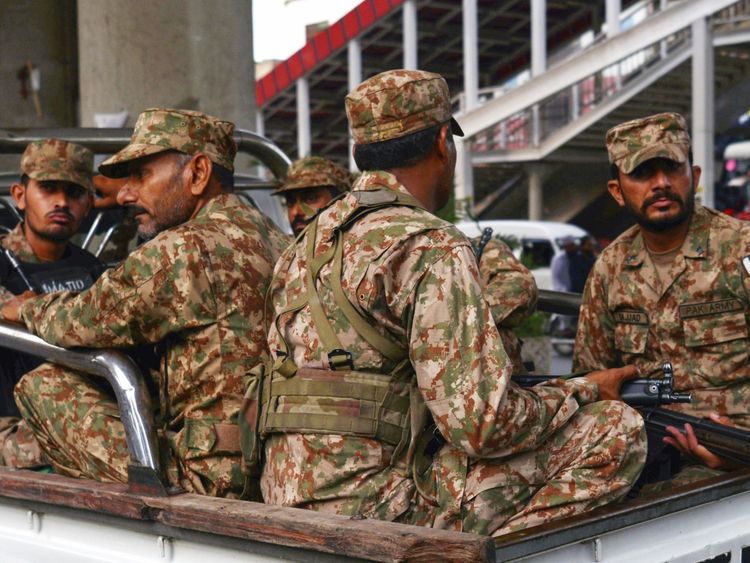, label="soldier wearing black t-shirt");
[0,139,103,419]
